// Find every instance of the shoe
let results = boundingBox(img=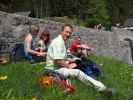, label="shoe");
[100,88,115,97]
